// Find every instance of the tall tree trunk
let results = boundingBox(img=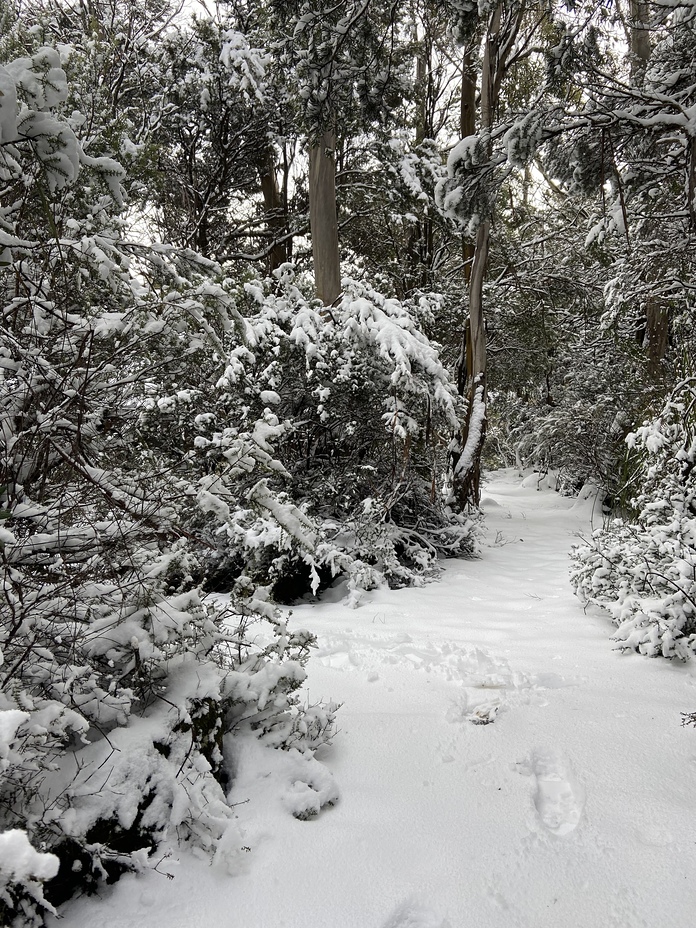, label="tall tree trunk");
[460,47,476,287]
[258,148,288,274]
[688,137,696,230]
[645,297,669,379]
[627,0,668,374]
[309,130,341,305]
[453,7,502,507]
[407,25,434,290]
[415,36,428,146]
[629,0,651,80]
